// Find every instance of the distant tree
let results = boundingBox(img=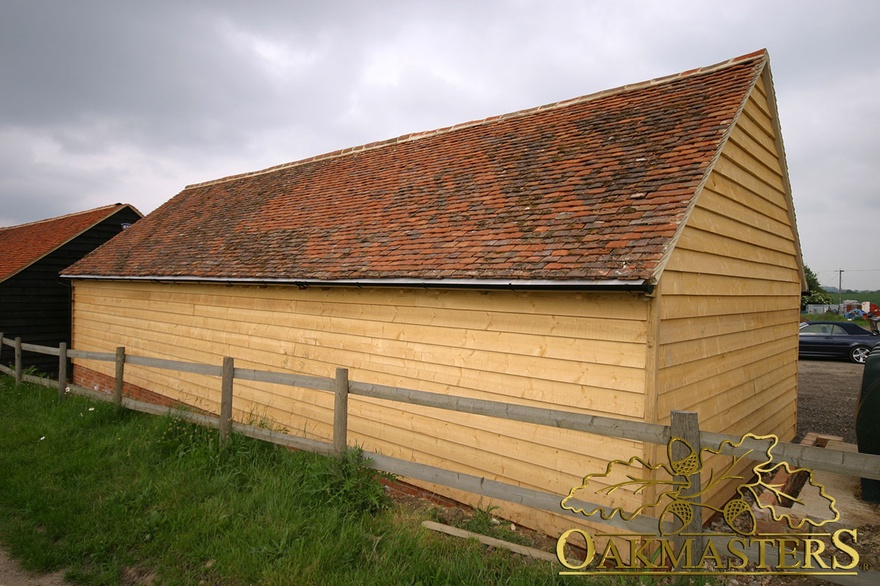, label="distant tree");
[801,265,833,310]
